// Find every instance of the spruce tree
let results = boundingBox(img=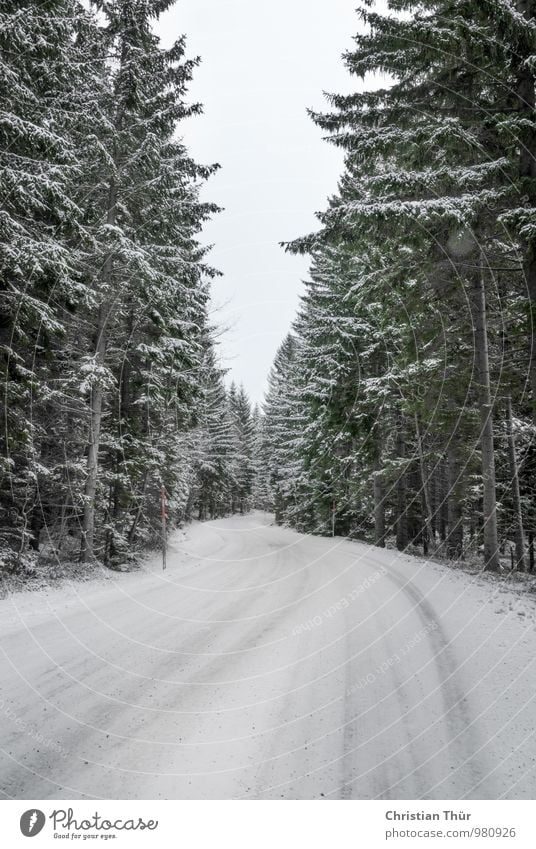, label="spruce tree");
[0,0,104,565]
[79,0,216,561]
[263,0,536,570]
